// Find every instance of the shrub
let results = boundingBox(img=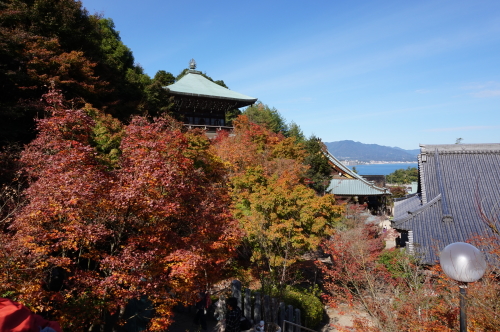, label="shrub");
[378,248,419,281]
[282,286,323,328]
